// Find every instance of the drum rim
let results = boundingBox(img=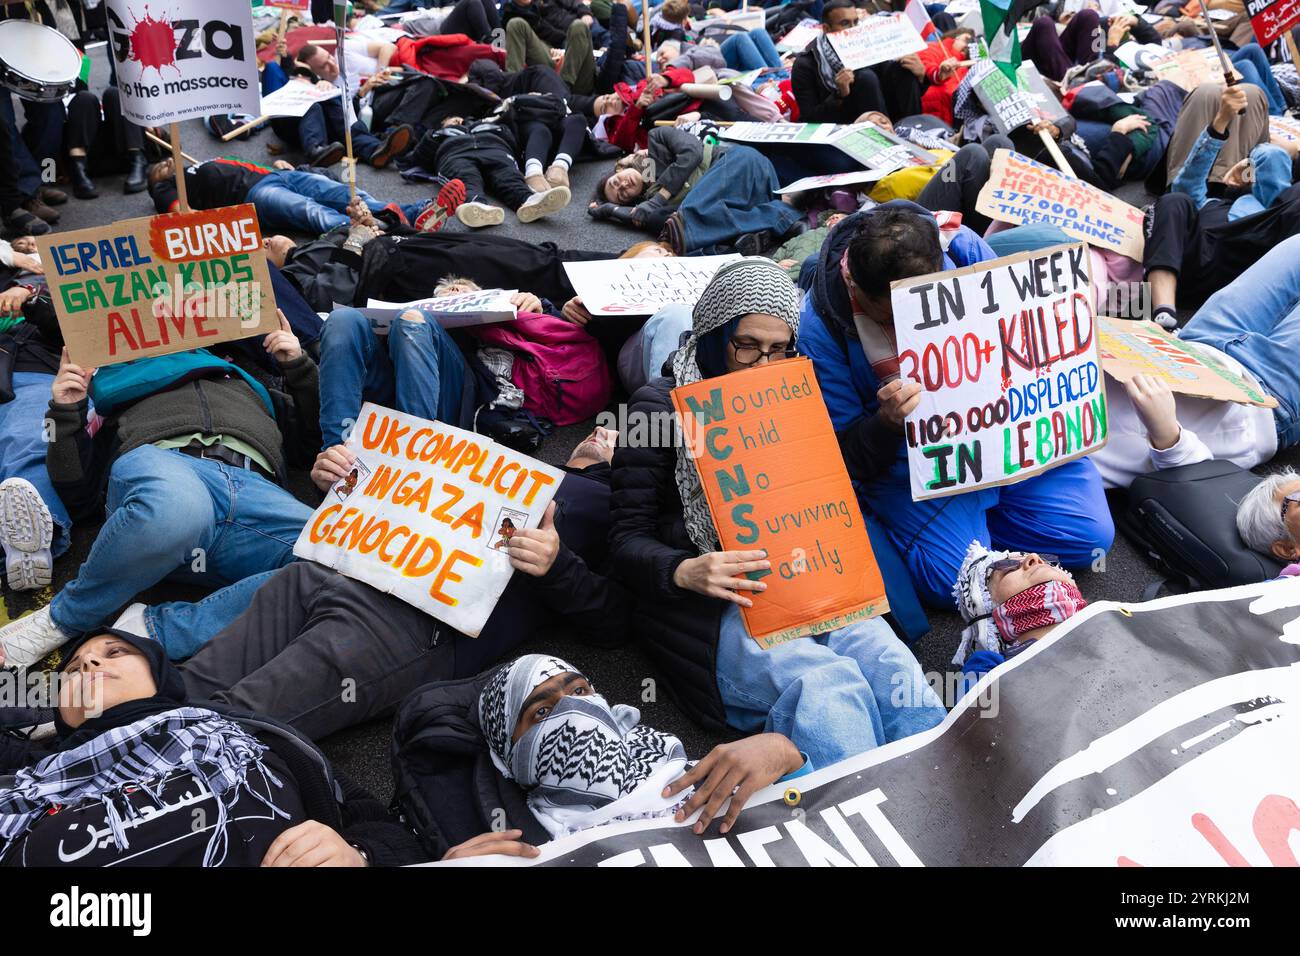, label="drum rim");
[0,19,82,84]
